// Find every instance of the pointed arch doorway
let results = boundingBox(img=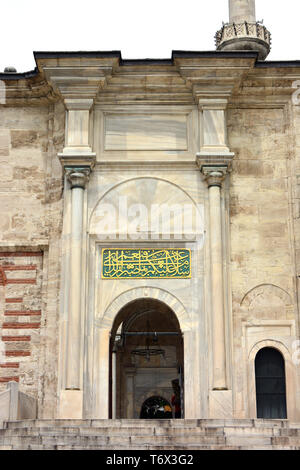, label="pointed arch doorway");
[109,298,184,419]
